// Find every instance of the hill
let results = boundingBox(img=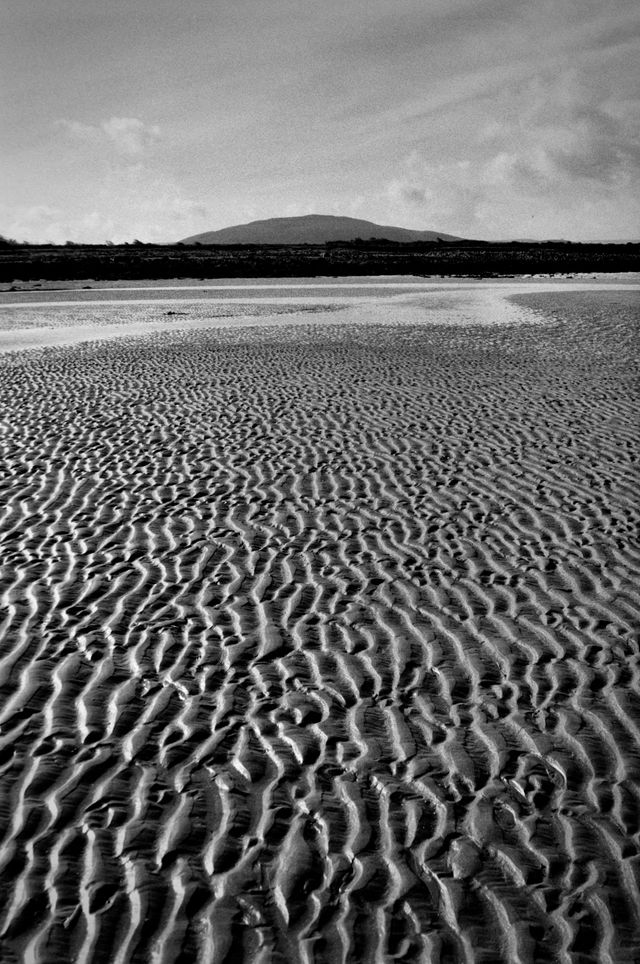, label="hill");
[180,214,462,245]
